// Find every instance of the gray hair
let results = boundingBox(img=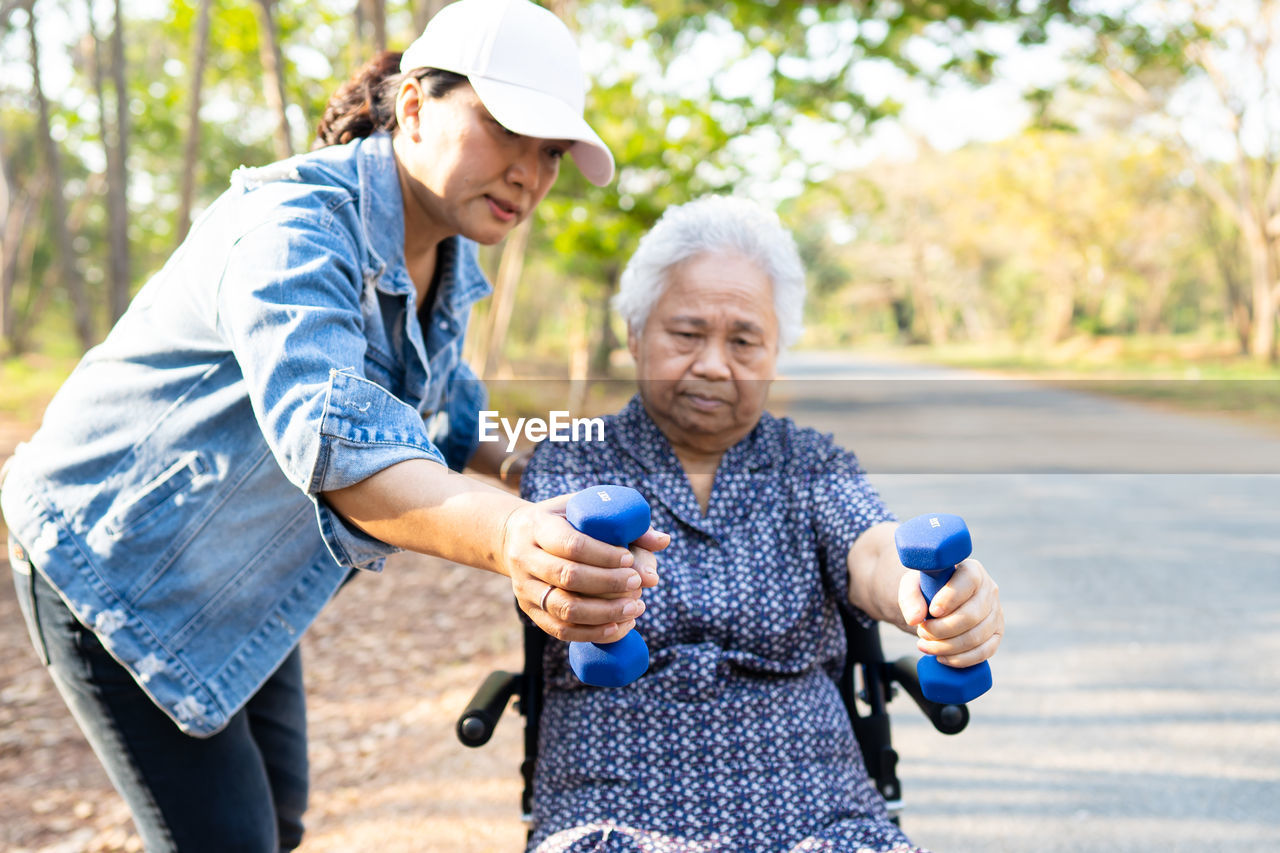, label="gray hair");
[613,195,806,349]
